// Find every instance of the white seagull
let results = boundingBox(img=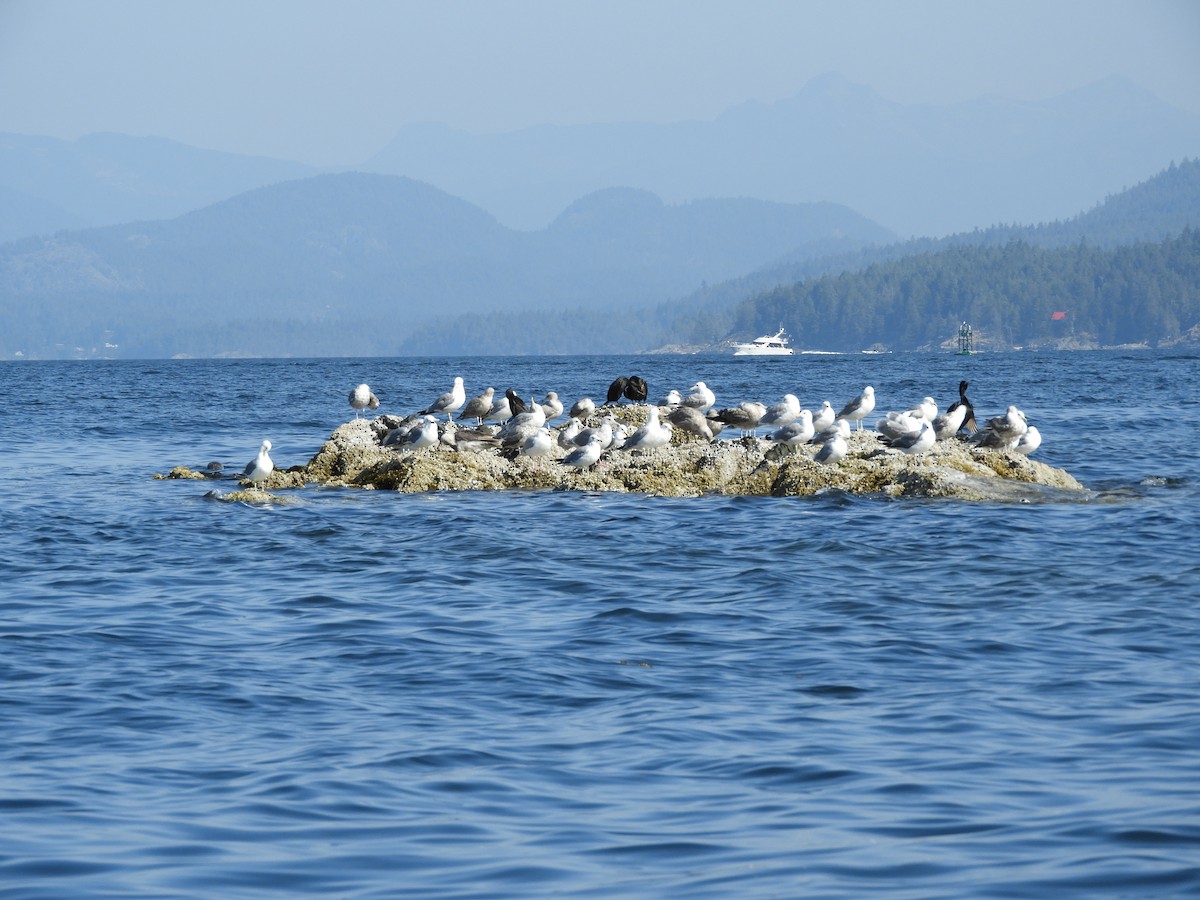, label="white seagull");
[539,391,564,421]
[884,419,936,455]
[975,405,1028,451]
[562,435,605,470]
[568,397,596,421]
[683,381,716,413]
[1014,425,1042,456]
[421,376,465,418]
[811,401,836,433]
[760,394,801,428]
[838,385,876,431]
[349,383,379,418]
[621,405,672,451]
[769,410,814,445]
[814,432,848,466]
[243,440,274,489]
